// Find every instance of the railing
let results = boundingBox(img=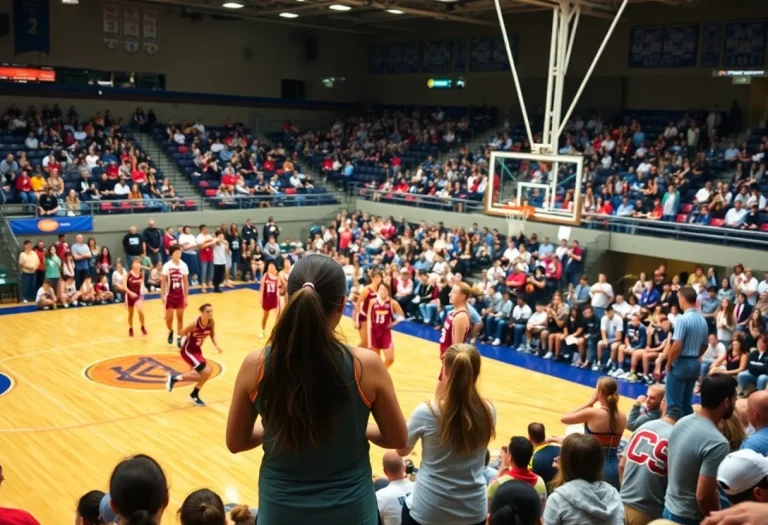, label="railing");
[0,199,21,294]
[8,192,340,218]
[350,185,485,214]
[581,213,768,248]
